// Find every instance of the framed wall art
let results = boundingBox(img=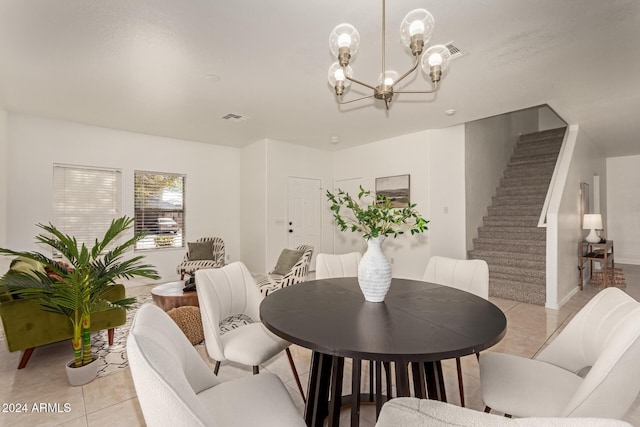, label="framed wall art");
[375,174,410,208]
